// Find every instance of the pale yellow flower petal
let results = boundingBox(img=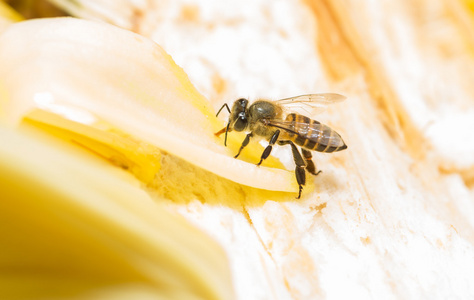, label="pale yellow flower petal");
[0,126,234,300]
[0,17,297,193]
